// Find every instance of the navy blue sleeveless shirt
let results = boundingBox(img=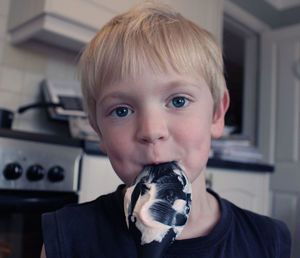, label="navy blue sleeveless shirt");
[42,185,291,257]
